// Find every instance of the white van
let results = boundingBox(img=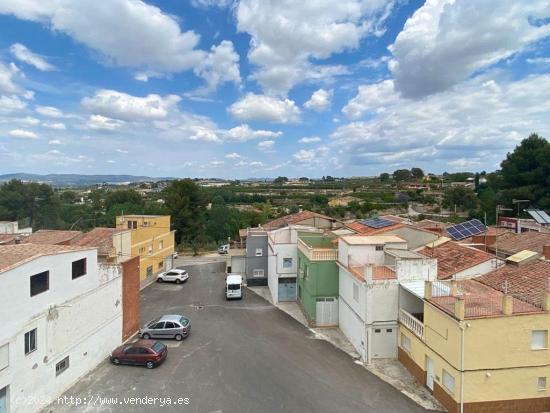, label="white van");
[226,274,243,300]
